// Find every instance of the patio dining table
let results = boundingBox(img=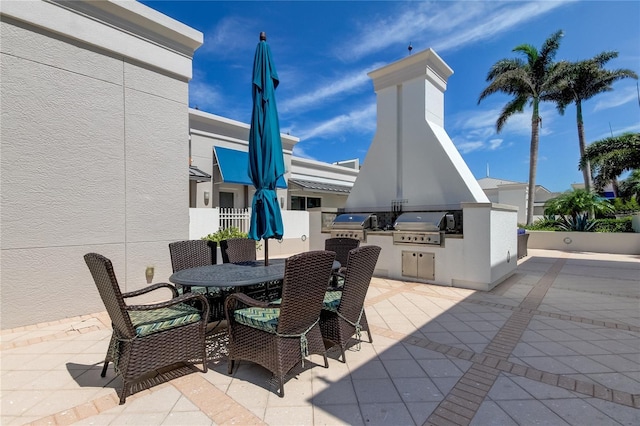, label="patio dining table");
[169,258,340,323]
